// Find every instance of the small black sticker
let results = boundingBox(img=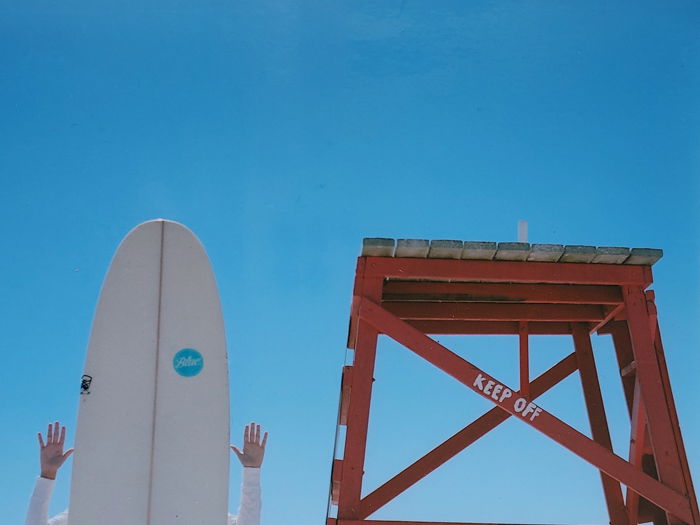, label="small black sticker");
[81,374,93,395]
